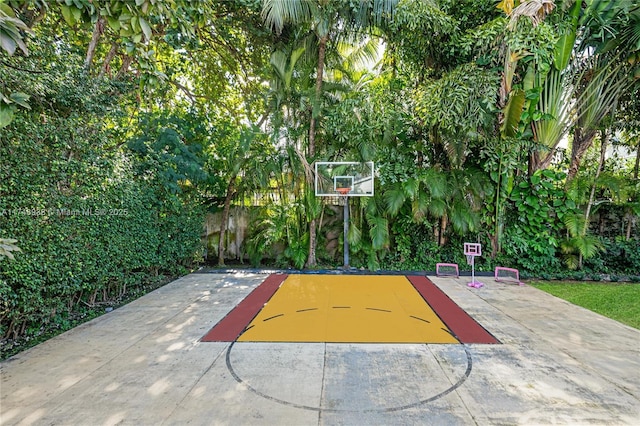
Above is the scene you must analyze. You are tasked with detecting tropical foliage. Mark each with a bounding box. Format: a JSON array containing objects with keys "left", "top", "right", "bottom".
[{"left": 1, "top": 0, "right": 639, "bottom": 354}]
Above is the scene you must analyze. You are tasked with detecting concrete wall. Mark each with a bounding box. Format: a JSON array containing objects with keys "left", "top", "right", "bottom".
[
  {"left": 202, "top": 207, "right": 249, "bottom": 261},
  {"left": 202, "top": 204, "right": 344, "bottom": 263}
]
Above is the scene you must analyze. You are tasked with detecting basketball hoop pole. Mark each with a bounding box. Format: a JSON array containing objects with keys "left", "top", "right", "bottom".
[{"left": 337, "top": 187, "right": 351, "bottom": 268}]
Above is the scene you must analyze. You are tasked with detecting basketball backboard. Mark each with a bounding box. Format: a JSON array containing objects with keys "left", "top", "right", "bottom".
[{"left": 315, "top": 161, "right": 374, "bottom": 197}]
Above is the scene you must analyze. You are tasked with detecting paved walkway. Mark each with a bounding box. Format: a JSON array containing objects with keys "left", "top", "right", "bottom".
[{"left": 1, "top": 272, "right": 639, "bottom": 425}]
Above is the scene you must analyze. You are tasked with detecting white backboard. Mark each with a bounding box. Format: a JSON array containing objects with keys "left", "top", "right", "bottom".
[{"left": 315, "top": 161, "right": 374, "bottom": 197}]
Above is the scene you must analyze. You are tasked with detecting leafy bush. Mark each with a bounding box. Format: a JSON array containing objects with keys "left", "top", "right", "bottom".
[
  {"left": 0, "top": 62, "right": 205, "bottom": 348},
  {"left": 595, "top": 238, "right": 640, "bottom": 275},
  {"left": 383, "top": 216, "right": 441, "bottom": 271}
]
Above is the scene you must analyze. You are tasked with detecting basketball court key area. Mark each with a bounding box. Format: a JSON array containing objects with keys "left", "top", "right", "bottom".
[{"left": 201, "top": 274, "right": 498, "bottom": 344}]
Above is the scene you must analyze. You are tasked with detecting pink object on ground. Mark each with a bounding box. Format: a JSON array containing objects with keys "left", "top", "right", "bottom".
[
  {"left": 436, "top": 263, "right": 459, "bottom": 278},
  {"left": 494, "top": 267, "right": 524, "bottom": 285}
]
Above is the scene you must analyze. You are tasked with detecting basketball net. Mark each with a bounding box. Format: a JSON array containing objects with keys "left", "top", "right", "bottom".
[{"left": 466, "top": 254, "right": 474, "bottom": 266}]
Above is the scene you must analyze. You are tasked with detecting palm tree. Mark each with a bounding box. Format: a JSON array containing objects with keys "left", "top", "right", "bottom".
[
  {"left": 213, "top": 126, "right": 276, "bottom": 266},
  {"left": 529, "top": 0, "right": 640, "bottom": 178},
  {"left": 261, "top": 0, "right": 397, "bottom": 267}
]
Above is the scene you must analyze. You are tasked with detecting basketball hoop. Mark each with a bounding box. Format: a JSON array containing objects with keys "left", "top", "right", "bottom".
[
  {"left": 464, "top": 242, "right": 483, "bottom": 288},
  {"left": 336, "top": 187, "right": 351, "bottom": 196}
]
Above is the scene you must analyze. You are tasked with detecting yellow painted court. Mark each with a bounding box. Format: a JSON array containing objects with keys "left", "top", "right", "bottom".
[{"left": 238, "top": 274, "right": 458, "bottom": 343}]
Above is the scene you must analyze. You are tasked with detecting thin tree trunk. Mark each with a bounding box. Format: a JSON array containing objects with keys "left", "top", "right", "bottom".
[
  {"left": 581, "top": 129, "right": 608, "bottom": 267},
  {"left": 626, "top": 214, "right": 634, "bottom": 240},
  {"left": 584, "top": 130, "right": 608, "bottom": 234},
  {"left": 218, "top": 178, "right": 236, "bottom": 266},
  {"left": 85, "top": 17, "right": 105, "bottom": 70},
  {"left": 98, "top": 42, "right": 119, "bottom": 79},
  {"left": 117, "top": 56, "right": 134, "bottom": 79},
  {"left": 308, "top": 34, "right": 328, "bottom": 159},
  {"left": 568, "top": 127, "right": 597, "bottom": 182},
  {"left": 306, "top": 34, "right": 328, "bottom": 269},
  {"left": 625, "top": 141, "right": 640, "bottom": 240},
  {"left": 634, "top": 141, "right": 640, "bottom": 180},
  {"left": 439, "top": 215, "right": 448, "bottom": 246}
]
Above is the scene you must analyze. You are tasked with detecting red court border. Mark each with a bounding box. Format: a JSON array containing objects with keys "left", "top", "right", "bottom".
[
  {"left": 201, "top": 274, "right": 287, "bottom": 341},
  {"left": 201, "top": 274, "right": 499, "bottom": 344},
  {"left": 406, "top": 275, "right": 499, "bottom": 344}
]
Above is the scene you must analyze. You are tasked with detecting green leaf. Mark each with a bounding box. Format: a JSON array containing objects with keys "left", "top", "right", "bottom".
[
  {"left": 501, "top": 89, "right": 525, "bottom": 137},
  {"left": 9, "top": 92, "right": 30, "bottom": 109},
  {"left": 369, "top": 216, "right": 389, "bottom": 250},
  {"left": 60, "top": 4, "right": 75, "bottom": 26},
  {"left": 553, "top": 0, "right": 580, "bottom": 71},
  {"left": 530, "top": 174, "right": 541, "bottom": 185},
  {"left": 0, "top": 33, "right": 17, "bottom": 55},
  {"left": 428, "top": 198, "right": 446, "bottom": 217},
  {"left": 139, "top": 17, "right": 151, "bottom": 41},
  {"left": 383, "top": 183, "right": 405, "bottom": 216},
  {"left": 107, "top": 16, "right": 120, "bottom": 31},
  {"left": 523, "top": 63, "right": 535, "bottom": 92},
  {"left": 0, "top": 103, "right": 14, "bottom": 129},
  {"left": 0, "top": 3, "right": 15, "bottom": 16},
  {"left": 71, "top": 6, "right": 82, "bottom": 22},
  {"left": 348, "top": 222, "right": 362, "bottom": 246}
]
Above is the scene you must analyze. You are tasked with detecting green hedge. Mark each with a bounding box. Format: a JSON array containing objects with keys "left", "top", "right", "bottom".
[
  {"left": 0, "top": 139, "right": 204, "bottom": 343},
  {"left": 0, "top": 65, "right": 205, "bottom": 346}
]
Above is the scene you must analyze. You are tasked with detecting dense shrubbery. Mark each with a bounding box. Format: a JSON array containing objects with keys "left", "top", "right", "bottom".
[{"left": 0, "top": 58, "right": 205, "bottom": 350}]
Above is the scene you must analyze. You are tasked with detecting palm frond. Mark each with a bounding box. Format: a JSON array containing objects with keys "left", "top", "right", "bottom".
[
  {"left": 501, "top": 89, "right": 525, "bottom": 137},
  {"left": 574, "top": 56, "right": 629, "bottom": 131},
  {"left": 573, "top": 235, "right": 604, "bottom": 259},
  {"left": 262, "top": 0, "right": 316, "bottom": 34},
  {"left": 383, "top": 182, "right": 406, "bottom": 216},
  {"left": 428, "top": 198, "right": 447, "bottom": 218},
  {"left": 368, "top": 216, "right": 389, "bottom": 250},
  {"left": 421, "top": 168, "right": 447, "bottom": 199},
  {"left": 563, "top": 212, "right": 585, "bottom": 238},
  {"left": 507, "top": 0, "right": 555, "bottom": 30},
  {"left": 348, "top": 221, "right": 362, "bottom": 246},
  {"left": 411, "top": 191, "right": 430, "bottom": 221},
  {"left": 532, "top": 68, "right": 575, "bottom": 155}
]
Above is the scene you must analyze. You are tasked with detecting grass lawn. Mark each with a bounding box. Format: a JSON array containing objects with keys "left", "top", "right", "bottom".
[{"left": 530, "top": 281, "right": 640, "bottom": 330}]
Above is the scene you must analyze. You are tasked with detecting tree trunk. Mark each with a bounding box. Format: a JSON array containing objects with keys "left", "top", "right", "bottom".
[
  {"left": 117, "top": 56, "right": 134, "bottom": 79},
  {"left": 626, "top": 215, "right": 634, "bottom": 240},
  {"left": 529, "top": 147, "right": 557, "bottom": 176},
  {"left": 581, "top": 129, "right": 608, "bottom": 268},
  {"left": 99, "top": 42, "right": 119, "bottom": 79},
  {"left": 584, "top": 130, "right": 608, "bottom": 233},
  {"left": 567, "top": 127, "right": 597, "bottom": 182},
  {"left": 85, "top": 17, "right": 105, "bottom": 70},
  {"left": 634, "top": 140, "right": 640, "bottom": 180},
  {"left": 536, "top": 147, "right": 561, "bottom": 173},
  {"left": 306, "top": 34, "right": 328, "bottom": 269},
  {"left": 308, "top": 34, "right": 328, "bottom": 159},
  {"left": 625, "top": 141, "right": 640, "bottom": 240},
  {"left": 218, "top": 178, "right": 236, "bottom": 266},
  {"left": 438, "top": 215, "right": 448, "bottom": 246}
]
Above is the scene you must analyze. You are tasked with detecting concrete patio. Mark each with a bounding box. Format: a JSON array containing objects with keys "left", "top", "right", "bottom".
[{"left": 1, "top": 272, "right": 639, "bottom": 425}]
